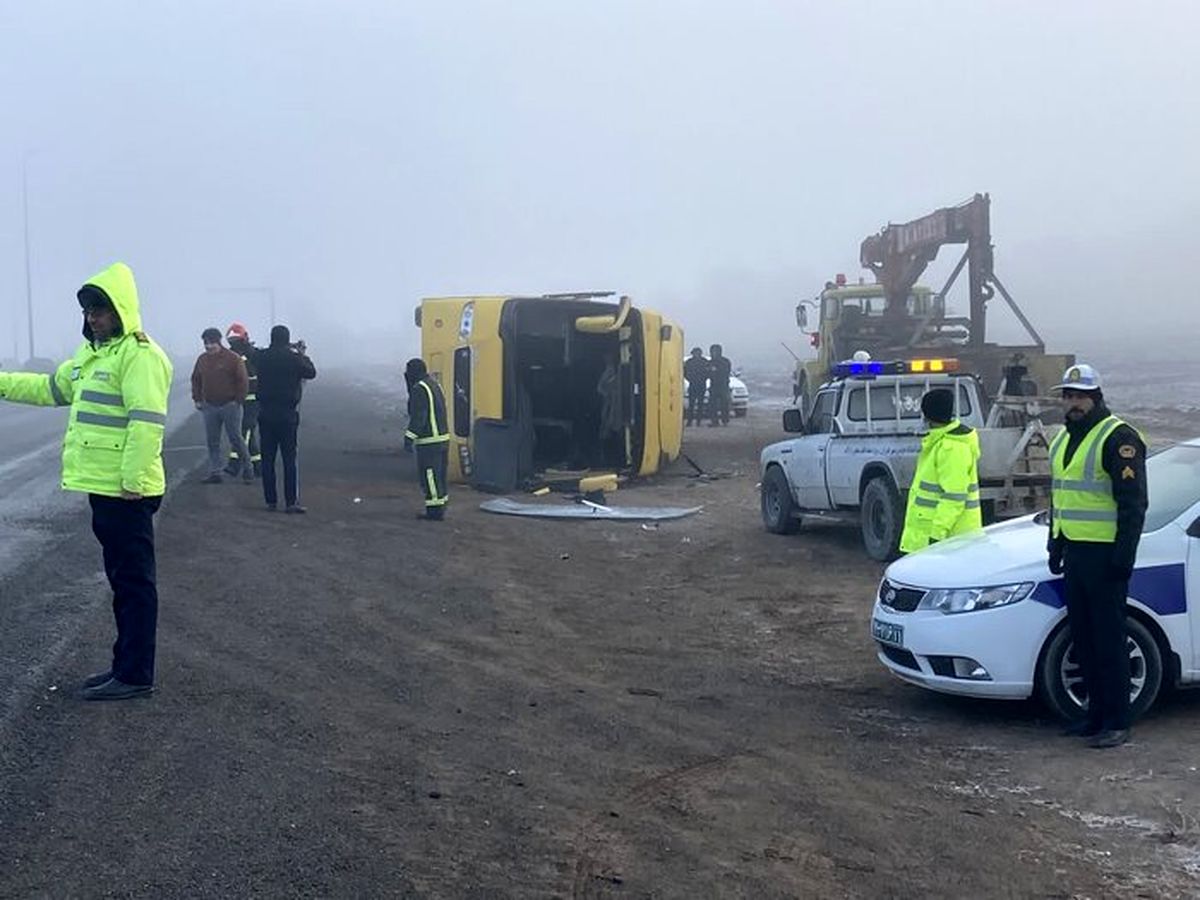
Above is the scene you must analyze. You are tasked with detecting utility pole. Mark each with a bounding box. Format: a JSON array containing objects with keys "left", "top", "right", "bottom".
[{"left": 22, "top": 154, "right": 35, "bottom": 360}]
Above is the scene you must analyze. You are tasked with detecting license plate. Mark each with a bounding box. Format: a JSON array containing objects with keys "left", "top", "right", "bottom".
[{"left": 872, "top": 618, "right": 904, "bottom": 648}]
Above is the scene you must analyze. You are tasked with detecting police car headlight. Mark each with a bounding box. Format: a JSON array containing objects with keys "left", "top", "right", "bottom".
[{"left": 919, "top": 582, "right": 1034, "bottom": 615}]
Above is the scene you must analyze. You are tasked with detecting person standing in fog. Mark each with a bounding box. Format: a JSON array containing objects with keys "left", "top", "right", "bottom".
[
  {"left": 191, "top": 327, "right": 252, "bottom": 484},
  {"left": 0, "top": 263, "right": 172, "bottom": 700},
  {"left": 253, "top": 325, "right": 316, "bottom": 513}
]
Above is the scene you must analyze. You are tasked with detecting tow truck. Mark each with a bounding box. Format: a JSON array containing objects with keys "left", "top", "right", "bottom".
[
  {"left": 760, "top": 356, "right": 1060, "bottom": 560},
  {"left": 793, "top": 194, "right": 1074, "bottom": 408}
]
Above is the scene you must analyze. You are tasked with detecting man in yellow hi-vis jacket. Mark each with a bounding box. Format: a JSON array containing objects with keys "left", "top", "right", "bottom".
[
  {"left": 900, "top": 388, "right": 982, "bottom": 553},
  {"left": 0, "top": 263, "right": 172, "bottom": 701},
  {"left": 404, "top": 358, "right": 449, "bottom": 521}
]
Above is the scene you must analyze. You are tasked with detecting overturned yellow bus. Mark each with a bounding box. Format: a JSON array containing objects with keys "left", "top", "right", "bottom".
[{"left": 415, "top": 292, "right": 683, "bottom": 489}]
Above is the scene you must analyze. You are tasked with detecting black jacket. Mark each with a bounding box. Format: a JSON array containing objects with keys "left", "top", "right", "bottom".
[
  {"left": 1048, "top": 401, "right": 1148, "bottom": 572},
  {"left": 406, "top": 375, "right": 448, "bottom": 442},
  {"left": 684, "top": 357, "right": 709, "bottom": 396},
  {"left": 253, "top": 343, "right": 316, "bottom": 417},
  {"left": 708, "top": 356, "right": 732, "bottom": 391},
  {"left": 228, "top": 337, "right": 259, "bottom": 399}
]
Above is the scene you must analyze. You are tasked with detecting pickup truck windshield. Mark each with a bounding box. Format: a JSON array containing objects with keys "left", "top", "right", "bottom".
[{"left": 845, "top": 383, "right": 973, "bottom": 422}]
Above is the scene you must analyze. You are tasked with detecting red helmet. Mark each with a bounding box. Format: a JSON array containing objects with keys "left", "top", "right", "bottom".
[{"left": 226, "top": 322, "right": 249, "bottom": 340}]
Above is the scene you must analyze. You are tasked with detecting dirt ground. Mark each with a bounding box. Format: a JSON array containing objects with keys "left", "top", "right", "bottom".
[{"left": 1, "top": 372, "right": 1198, "bottom": 899}]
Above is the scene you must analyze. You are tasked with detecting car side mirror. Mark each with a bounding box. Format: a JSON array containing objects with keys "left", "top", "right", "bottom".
[
  {"left": 783, "top": 408, "right": 805, "bottom": 433},
  {"left": 1187, "top": 516, "right": 1200, "bottom": 538}
]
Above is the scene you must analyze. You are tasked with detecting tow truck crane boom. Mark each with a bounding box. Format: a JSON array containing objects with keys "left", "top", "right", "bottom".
[{"left": 859, "top": 193, "right": 1043, "bottom": 350}]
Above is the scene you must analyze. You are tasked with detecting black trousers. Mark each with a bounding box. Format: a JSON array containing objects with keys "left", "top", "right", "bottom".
[
  {"left": 685, "top": 392, "right": 705, "bottom": 425},
  {"left": 89, "top": 494, "right": 161, "bottom": 686},
  {"left": 710, "top": 386, "right": 731, "bottom": 424},
  {"left": 416, "top": 442, "right": 449, "bottom": 516},
  {"left": 260, "top": 412, "right": 300, "bottom": 507},
  {"left": 1063, "top": 540, "right": 1131, "bottom": 730}
]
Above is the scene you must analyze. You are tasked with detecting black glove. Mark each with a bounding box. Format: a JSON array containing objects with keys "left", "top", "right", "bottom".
[
  {"left": 404, "top": 437, "right": 414, "bottom": 453},
  {"left": 1048, "top": 549, "right": 1064, "bottom": 575}
]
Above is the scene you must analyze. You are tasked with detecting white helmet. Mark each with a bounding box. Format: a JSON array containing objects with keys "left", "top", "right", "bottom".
[{"left": 1053, "top": 363, "right": 1102, "bottom": 392}]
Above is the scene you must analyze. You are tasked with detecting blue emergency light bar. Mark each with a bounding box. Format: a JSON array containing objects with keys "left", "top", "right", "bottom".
[
  {"left": 831, "top": 358, "right": 960, "bottom": 379},
  {"left": 832, "top": 360, "right": 904, "bottom": 378}
]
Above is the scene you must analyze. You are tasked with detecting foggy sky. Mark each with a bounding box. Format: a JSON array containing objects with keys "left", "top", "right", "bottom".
[{"left": 2, "top": 1, "right": 1198, "bottom": 371}]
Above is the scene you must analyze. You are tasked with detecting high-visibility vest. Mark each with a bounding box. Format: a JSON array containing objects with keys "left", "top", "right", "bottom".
[
  {"left": 0, "top": 263, "right": 172, "bottom": 498},
  {"left": 1050, "top": 415, "right": 1124, "bottom": 542},
  {"left": 900, "top": 420, "right": 982, "bottom": 552}
]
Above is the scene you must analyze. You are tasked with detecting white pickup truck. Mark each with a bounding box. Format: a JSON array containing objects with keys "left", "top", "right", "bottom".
[{"left": 759, "top": 361, "right": 1060, "bottom": 560}]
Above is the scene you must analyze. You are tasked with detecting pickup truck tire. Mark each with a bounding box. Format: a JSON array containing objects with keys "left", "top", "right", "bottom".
[
  {"left": 761, "top": 465, "right": 800, "bottom": 534},
  {"left": 1037, "top": 616, "right": 1163, "bottom": 722},
  {"left": 860, "top": 476, "right": 902, "bottom": 562}
]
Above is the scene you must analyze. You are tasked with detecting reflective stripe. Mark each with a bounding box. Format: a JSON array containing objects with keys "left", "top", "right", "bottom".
[
  {"left": 76, "top": 411, "right": 128, "bottom": 428},
  {"left": 80, "top": 389, "right": 124, "bottom": 407},
  {"left": 913, "top": 496, "right": 938, "bottom": 508},
  {"left": 47, "top": 374, "right": 68, "bottom": 406},
  {"left": 245, "top": 393, "right": 257, "bottom": 401},
  {"left": 1082, "top": 417, "right": 1122, "bottom": 481},
  {"left": 419, "top": 380, "right": 446, "bottom": 440},
  {"left": 1053, "top": 477, "right": 1108, "bottom": 492},
  {"left": 1056, "top": 508, "right": 1118, "bottom": 522},
  {"left": 415, "top": 434, "right": 450, "bottom": 445},
  {"left": 128, "top": 409, "right": 166, "bottom": 425},
  {"left": 919, "top": 480, "right": 978, "bottom": 499},
  {"left": 424, "top": 467, "right": 446, "bottom": 505},
  {"left": 965, "top": 499, "right": 981, "bottom": 509},
  {"left": 404, "top": 430, "right": 418, "bottom": 441}
]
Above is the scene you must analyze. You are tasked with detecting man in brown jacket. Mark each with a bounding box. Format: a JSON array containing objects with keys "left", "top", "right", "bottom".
[{"left": 191, "top": 327, "right": 252, "bottom": 484}]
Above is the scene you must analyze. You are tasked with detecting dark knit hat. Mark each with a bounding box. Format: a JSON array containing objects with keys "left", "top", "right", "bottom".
[
  {"left": 270, "top": 324, "right": 291, "bottom": 346},
  {"left": 920, "top": 388, "right": 955, "bottom": 423}
]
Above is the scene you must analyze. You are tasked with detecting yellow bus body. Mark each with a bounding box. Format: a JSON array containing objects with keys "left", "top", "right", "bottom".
[{"left": 416, "top": 293, "right": 683, "bottom": 487}]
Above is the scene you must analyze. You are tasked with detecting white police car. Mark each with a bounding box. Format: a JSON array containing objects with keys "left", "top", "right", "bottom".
[{"left": 871, "top": 438, "right": 1200, "bottom": 719}]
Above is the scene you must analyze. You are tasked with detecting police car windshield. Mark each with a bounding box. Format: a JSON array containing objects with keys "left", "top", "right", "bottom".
[{"left": 1144, "top": 444, "right": 1200, "bottom": 532}]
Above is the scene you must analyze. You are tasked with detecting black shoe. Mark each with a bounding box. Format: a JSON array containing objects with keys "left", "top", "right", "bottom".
[
  {"left": 1062, "top": 719, "right": 1103, "bottom": 738},
  {"left": 223, "top": 465, "right": 239, "bottom": 476},
  {"left": 1088, "top": 729, "right": 1130, "bottom": 749},
  {"left": 82, "top": 677, "right": 154, "bottom": 701},
  {"left": 242, "top": 473, "right": 254, "bottom": 484},
  {"left": 82, "top": 670, "right": 112, "bottom": 690},
  {"left": 416, "top": 510, "right": 445, "bottom": 521},
  {"left": 285, "top": 505, "right": 307, "bottom": 515},
  {"left": 265, "top": 502, "right": 278, "bottom": 512},
  {"left": 202, "top": 473, "right": 223, "bottom": 484}
]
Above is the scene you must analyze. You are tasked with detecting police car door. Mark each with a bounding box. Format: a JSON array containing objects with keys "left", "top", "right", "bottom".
[{"left": 789, "top": 387, "right": 838, "bottom": 509}]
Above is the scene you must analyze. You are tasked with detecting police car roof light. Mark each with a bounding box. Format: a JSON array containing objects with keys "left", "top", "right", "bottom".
[
  {"left": 909, "top": 358, "right": 959, "bottom": 373},
  {"left": 832, "top": 359, "right": 905, "bottom": 378}
]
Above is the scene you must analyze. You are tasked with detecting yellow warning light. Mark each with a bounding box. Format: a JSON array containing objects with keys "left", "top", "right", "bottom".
[{"left": 909, "top": 358, "right": 959, "bottom": 373}]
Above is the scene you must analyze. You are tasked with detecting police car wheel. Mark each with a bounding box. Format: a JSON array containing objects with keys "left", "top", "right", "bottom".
[
  {"left": 761, "top": 465, "right": 800, "bottom": 534},
  {"left": 1037, "top": 616, "right": 1163, "bottom": 722},
  {"left": 860, "top": 476, "right": 902, "bottom": 562}
]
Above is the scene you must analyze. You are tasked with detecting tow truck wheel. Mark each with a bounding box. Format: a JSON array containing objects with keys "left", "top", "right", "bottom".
[
  {"left": 761, "top": 465, "right": 800, "bottom": 534},
  {"left": 860, "top": 476, "right": 902, "bottom": 561},
  {"left": 1037, "top": 616, "right": 1163, "bottom": 722}
]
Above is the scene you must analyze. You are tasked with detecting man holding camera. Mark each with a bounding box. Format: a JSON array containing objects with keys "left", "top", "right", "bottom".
[{"left": 252, "top": 325, "right": 316, "bottom": 513}]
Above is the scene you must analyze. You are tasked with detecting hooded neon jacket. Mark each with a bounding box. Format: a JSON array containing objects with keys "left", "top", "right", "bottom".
[
  {"left": 900, "top": 420, "right": 983, "bottom": 552},
  {"left": 0, "top": 263, "right": 173, "bottom": 497}
]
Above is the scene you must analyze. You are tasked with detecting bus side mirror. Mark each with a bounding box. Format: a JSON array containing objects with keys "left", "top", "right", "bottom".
[
  {"left": 783, "top": 408, "right": 805, "bottom": 433},
  {"left": 796, "top": 306, "right": 808, "bottom": 329}
]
